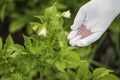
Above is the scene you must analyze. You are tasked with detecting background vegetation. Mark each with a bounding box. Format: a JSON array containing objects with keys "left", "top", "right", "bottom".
[{"left": 0, "top": 0, "right": 120, "bottom": 80}]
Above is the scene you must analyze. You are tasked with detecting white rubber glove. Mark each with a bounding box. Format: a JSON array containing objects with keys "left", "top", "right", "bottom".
[{"left": 67, "top": 0, "right": 120, "bottom": 47}]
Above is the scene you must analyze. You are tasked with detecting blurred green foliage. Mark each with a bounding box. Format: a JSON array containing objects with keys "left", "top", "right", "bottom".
[
  {"left": 0, "top": 0, "right": 120, "bottom": 80},
  {"left": 0, "top": 5, "right": 120, "bottom": 80},
  {"left": 0, "top": 0, "right": 89, "bottom": 33}
]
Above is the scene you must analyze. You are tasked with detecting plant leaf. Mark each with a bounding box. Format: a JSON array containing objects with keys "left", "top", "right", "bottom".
[
  {"left": 4, "top": 35, "right": 14, "bottom": 50},
  {"left": 0, "top": 4, "right": 6, "bottom": 21},
  {"left": 93, "top": 68, "right": 113, "bottom": 80},
  {"left": 0, "top": 37, "right": 2, "bottom": 50},
  {"left": 55, "top": 60, "right": 66, "bottom": 72},
  {"left": 44, "top": 4, "right": 57, "bottom": 17},
  {"left": 60, "top": 47, "right": 81, "bottom": 68},
  {"left": 9, "top": 18, "right": 26, "bottom": 33},
  {"left": 76, "top": 61, "right": 91, "bottom": 80},
  {"left": 99, "top": 74, "right": 120, "bottom": 80},
  {"left": 23, "top": 35, "right": 32, "bottom": 48}
]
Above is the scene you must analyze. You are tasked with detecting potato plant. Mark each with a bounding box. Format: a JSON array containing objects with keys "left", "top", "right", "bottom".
[{"left": 0, "top": 5, "right": 120, "bottom": 80}]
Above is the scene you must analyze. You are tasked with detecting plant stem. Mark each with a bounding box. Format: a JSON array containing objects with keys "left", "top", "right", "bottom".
[
  {"left": 40, "top": 68, "right": 43, "bottom": 80},
  {"left": 91, "top": 60, "right": 110, "bottom": 68}
]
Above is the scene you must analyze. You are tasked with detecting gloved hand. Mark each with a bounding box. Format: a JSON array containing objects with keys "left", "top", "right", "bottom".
[{"left": 67, "top": 0, "right": 120, "bottom": 47}]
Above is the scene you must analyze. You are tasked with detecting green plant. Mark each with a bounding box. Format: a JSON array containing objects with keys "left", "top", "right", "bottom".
[
  {"left": 0, "top": 0, "right": 89, "bottom": 34},
  {"left": 0, "top": 5, "right": 120, "bottom": 80}
]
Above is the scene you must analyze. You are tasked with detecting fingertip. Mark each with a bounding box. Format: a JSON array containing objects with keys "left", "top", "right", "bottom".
[
  {"left": 67, "top": 30, "right": 77, "bottom": 40},
  {"left": 69, "top": 35, "right": 82, "bottom": 46},
  {"left": 69, "top": 40, "right": 76, "bottom": 46},
  {"left": 75, "top": 40, "right": 84, "bottom": 47},
  {"left": 71, "top": 24, "right": 82, "bottom": 30},
  {"left": 76, "top": 40, "right": 89, "bottom": 47},
  {"left": 71, "top": 25, "right": 77, "bottom": 30}
]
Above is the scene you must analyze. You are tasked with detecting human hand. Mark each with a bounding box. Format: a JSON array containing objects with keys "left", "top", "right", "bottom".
[{"left": 68, "top": 0, "right": 120, "bottom": 47}]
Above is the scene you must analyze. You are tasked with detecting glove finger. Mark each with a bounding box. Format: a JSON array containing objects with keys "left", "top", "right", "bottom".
[
  {"left": 73, "top": 40, "right": 84, "bottom": 47},
  {"left": 67, "top": 30, "right": 78, "bottom": 40},
  {"left": 69, "top": 35, "right": 82, "bottom": 46},
  {"left": 75, "top": 32, "right": 102, "bottom": 46},
  {"left": 71, "top": 7, "right": 86, "bottom": 30}
]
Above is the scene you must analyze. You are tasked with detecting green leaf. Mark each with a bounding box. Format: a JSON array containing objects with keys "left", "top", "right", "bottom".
[
  {"left": 7, "top": 44, "right": 25, "bottom": 58},
  {"left": 82, "top": 74, "right": 92, "bottom": 80},
  {"left": 9, "top": 18, "right": 26, "bottom": 33},
  {"left": 66, "top": 70, "right": 76, "bottom": 80},
  {"left": 46, "top": 58, "right": 55, "bottom": 64},
  {"left": 14, "top": 54, "right": 36, "bottom": 70},
  {"left": 75, "top": 47, "right": 91, "bottom": 58},
  {"left": 1, "top": 73, "right": 23, "bottom": 80},
  {"left": 99, "top": 74, "right": 120, "bottom": 80},
  {"left": 4, "top": 35, "right": 14, "bottom": 50},
  {"left": 0, "top": 4, "right": 6, "bottom": 21},
  {"left": 0, "top": 37, "right": 2, "bottom": 50},
  {"left": 26, "top": 26, "right": 33, "bottom": 35},
  {"left": 10, "top": 73, "right": 23, "bottom": 80},
  {"left": 1, "top": 74, "right": 11, "bottom": 80},
  {"left": 35, "top": 15, "right": 48, "bottom": 23},
  {"left": 55, "top": 60, "right": 66, "bottom": 72},
  {"left": 7, "top": 44, "right": 23, "bottom": 52},
  {"left": 44, "top": 4, "right": 57, "bottom": 17},
  {"left": 28, "top": 46, "right": 42, "bottom": 55},
  {"left": 23, "top": 35, "right": 32, "bottom": 48},
  {"left": 60, "top": 47, "right": 80, "bottom": 68},
  {"left": 109, "top": 19, "right": 120, "bottom": 34},
  {"left": 14, "top": 55, "right": 35, "bottom": 75},
  {"left": 93, "top": 68, "right": 113, "bottom": 80},
  {"left": 30, "top": 22, "right": 41, "bottom": 31},
  {"left": 76, "top": 61, "right": 91, "bottom": 80}
]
